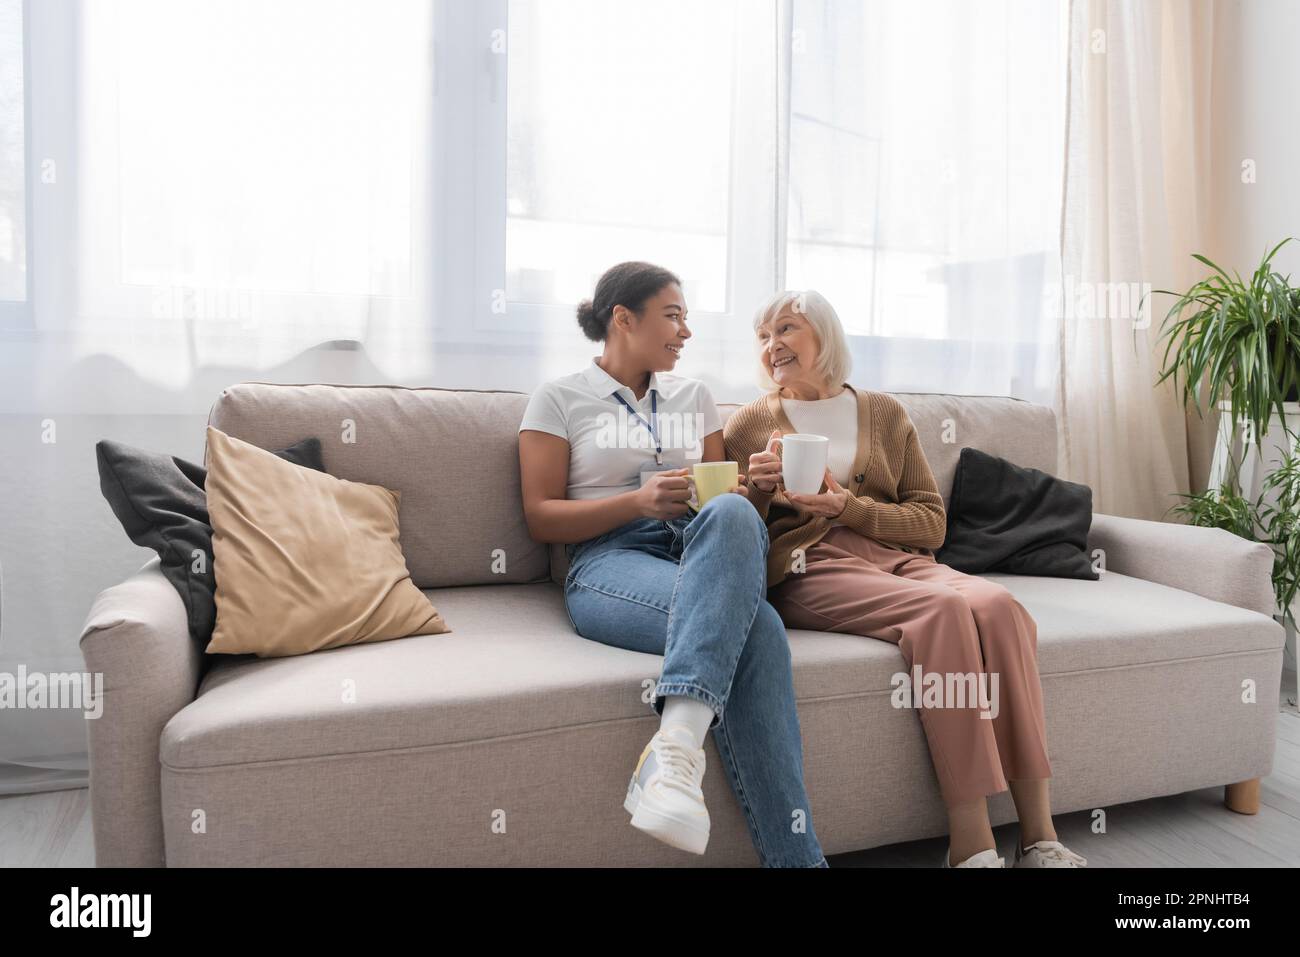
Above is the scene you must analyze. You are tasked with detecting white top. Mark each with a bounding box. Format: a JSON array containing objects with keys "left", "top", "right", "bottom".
[
  {"left": 519, "top": 357, "right": 722, "bottom": 501},
  {"left": 780, "top": 388, "right": 858, "bottom": 487}
]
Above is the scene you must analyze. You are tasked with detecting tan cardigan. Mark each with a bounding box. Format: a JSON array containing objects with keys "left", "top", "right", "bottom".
[{"left": 723, "top": 384, "right": 947, "bottom": 588}]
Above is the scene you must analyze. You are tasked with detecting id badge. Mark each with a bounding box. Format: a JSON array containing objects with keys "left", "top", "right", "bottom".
[{"left": 638, "top": 461, "right": 676, "bottom": 488}]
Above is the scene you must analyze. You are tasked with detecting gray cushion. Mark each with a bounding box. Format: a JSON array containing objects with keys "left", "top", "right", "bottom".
[{"left": 937, "top": 446, "right": 1097, "bottom": 578}]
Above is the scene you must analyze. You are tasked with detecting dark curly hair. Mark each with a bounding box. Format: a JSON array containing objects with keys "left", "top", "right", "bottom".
[{"left": 576, "top": 262, "right": 682, "bottom": 342}]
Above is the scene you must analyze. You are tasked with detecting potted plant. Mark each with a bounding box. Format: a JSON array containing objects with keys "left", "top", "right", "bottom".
[
  {"left": 1153, "top": 240, "right": 1300, "bottom": 654},
  {"left": 1153, "top": 237, "right": 1300, "bottom": 455}
]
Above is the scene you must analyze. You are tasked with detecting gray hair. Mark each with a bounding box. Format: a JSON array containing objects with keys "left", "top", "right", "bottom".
[{"left": 751, "top": 289, "right": 852, "bottom": 392}]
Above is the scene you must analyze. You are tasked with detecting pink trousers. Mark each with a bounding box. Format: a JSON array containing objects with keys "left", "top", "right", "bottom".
[{"left": 768, "top": 526, "right": 1052, "bottom": 806}]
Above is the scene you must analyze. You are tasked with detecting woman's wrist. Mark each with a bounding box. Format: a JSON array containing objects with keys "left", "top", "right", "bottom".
[
  {"left": 837, "top": 493, "right": 874, "bottom": 533},
  {"left": 624, "top": 485, "right": 650, "bottom": 520}
]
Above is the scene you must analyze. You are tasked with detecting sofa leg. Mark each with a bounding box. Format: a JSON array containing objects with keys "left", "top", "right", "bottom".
[{"left": 1224, "top": 779, "right": 1261, "bottom": 815}]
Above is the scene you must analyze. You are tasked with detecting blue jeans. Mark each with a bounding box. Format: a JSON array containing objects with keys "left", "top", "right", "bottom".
[{"left": 563, "top": 493, "right": 829, "bottom": 868}]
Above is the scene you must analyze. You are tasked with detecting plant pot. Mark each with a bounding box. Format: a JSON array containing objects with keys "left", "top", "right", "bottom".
[{"left": 1210, "top": 400, "right": 1300, "bottom": 501}]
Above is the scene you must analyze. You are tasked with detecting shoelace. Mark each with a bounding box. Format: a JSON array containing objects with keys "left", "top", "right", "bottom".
[
  {"left": 651, "top": 736, "right": 704, "bottom": 797},
  {"left": 1025, "top": 841, "right": 1087, "bottom": 866}
]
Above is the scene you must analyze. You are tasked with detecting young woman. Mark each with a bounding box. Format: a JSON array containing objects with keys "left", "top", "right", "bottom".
[
  {"left": 517, "top": 262, "right": 828, "bottom": 867},
  {"left": 723, "top": 289, "right": 1087, "bottom": 869}
]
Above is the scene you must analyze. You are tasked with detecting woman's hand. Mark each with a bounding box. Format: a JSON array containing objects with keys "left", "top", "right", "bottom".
[
  {"left": 784, "top": 469, "right": 850, "bottom": 519},
  {"left": 748, "top": 430, "right": 783, "bottom": 493},
  {"left": 635, "top": 468, "right": 694, "bottom": 520}
]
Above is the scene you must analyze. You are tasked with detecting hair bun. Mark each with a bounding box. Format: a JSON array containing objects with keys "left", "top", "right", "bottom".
[{"left": 576, "top": 299, "right": 604, "bottom": 341}]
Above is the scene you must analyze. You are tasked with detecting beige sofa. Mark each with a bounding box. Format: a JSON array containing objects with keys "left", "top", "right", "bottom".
[{"left": 79, "top": 382, "right": 1285, "bottom": 866}]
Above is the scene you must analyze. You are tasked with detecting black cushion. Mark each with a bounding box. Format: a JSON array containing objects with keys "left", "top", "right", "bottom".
[
  {"left": 935, "top": 446, "right": 1097, "bottom": 580},
  {"left": 95, "top": 436, "right": 326, "bottom": 652}
]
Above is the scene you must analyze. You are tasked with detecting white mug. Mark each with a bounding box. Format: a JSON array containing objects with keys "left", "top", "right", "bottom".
[{"left": 770, "top": 433, "right": 829, "bottom": 495}]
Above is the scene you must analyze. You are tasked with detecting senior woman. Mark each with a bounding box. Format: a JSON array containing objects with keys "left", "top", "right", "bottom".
[{"left": 723, "top": 289, "right": 1086, "bottom": 869}]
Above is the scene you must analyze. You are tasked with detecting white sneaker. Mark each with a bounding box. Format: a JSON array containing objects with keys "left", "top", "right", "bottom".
[
  {"left": 1013, "top": 839, "right": 1087, "bottom": 867},
  {"left": 623, "top": 724, "right": 710, "bottom": 855},
  {"left": 941, "top": 846, "right": 1005, "bottom": 868}
]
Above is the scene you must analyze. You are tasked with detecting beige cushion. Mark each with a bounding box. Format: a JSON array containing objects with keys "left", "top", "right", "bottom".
[{"left": 205, "top": 426, "right": 449, "bottom": 657}]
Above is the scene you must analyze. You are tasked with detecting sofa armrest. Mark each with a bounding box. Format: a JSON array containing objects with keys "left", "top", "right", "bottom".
[
  {"left": 1087, "top": 512, "right": 1278, "bottom": 618},
  {"left": 79, "top": 557, "right": 204, "bottom": 867}
]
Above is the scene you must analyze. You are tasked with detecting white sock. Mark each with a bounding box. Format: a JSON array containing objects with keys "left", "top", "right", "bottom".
[{"left": 660, "top": 696, "right": 714, "bottom": 750}]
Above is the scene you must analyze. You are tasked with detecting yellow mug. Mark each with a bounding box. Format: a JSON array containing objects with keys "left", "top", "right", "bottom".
[{"left": 692, "top": 461, "right": 740, "bottom": 509}]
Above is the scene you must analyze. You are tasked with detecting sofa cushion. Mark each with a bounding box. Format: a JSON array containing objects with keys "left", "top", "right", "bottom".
[
  {"left": 159, "top": 569, "right": 1280, "bottom": 770},
  {"left": 937, "top": 446, "right": 1098, "bottom": 579},
  {"left": 204, "top": 426, "right": 449, "bottom": 657},
  {"left": 207, "top": 383, "right": 550, "bottom": 588},
  {"left": 718, "top": 392, "right": 1057, "bottom": 506},
  {"left": 891, "top": 393, "right": 1057, "bottom": 504},
  {"left": 94, "top": 434, "right": 326, "bottom": 651}
]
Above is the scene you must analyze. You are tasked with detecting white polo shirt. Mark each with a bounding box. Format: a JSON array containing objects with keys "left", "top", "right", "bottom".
[{"left": 519, "top": 358, "right": 722, "bottom": 501}]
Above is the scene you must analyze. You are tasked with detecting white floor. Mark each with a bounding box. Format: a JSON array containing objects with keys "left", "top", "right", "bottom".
[{"left": 5, "top": 707, "right": 1300, "bottom": 868}]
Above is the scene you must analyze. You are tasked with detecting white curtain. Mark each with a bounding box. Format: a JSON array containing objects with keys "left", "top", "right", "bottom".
[
  {"left": 497, "top": 0, "right": 1067, "bottom": 404},
  {"left": 500, "top": 0, "right": 790, "bottom": 396},
  {"left": 1, "top": 0, "right": 1068, "bottom": 791},
  {"left": 2, "top": 0, "right": 447, "bottom": 793},
  {"left": 9, "top": 0, "right": 1068, "bottom": 394},
  {"left": 55, "top": 0, "right": 439, "bottom": 382},
  {"left": 785, "top": 0, "right": 1067, "bottom": 406},
  {"left": 1057, "top": 0, "right": 1215, "bottom": 518}
]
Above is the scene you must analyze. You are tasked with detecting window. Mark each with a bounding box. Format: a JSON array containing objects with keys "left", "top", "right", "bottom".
[
  {"left": 0, "top": 0, "right": 25, "bottom": 307},
  {"left": 506, "top": 0, "right": 737, "bottom": 313},
  {"left": 13, "top": 0, "right": 1065, "bottom": 396},
  {"left": 785, "top": 0, "right": 1066, "bottom": 399},
  {"left": 75, "top": 0, "right": 434, "bottom": 362}
]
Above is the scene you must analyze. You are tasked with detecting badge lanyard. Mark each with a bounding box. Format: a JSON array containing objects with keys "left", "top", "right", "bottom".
[{"left": 613, "top": 391, "right": 662, "bottom": 466}]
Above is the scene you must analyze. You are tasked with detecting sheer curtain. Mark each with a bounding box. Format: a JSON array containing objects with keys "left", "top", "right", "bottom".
[
  {"left": 1, "top": 0, "right": 1069, "bottom": 792},
  {"left": 500, "top": 0, "right": 1069, "bottom": 404},
  {"left": 1, "top": 0, "right": 444, "bottom": 794},
  {"left": 1057, "top": 0, "right": 1215, "bottom": 518},
  {"left": 65, "top": 0, "right": 439, "bottom": 381},
  {"left": 499, "top": 0, "right": 789, "bottom": 398},
  {"left": 0, "top": 0, "right": 21, "bottom": 308},
  {"left": 10, "top": 0, "right": 1068, "bottom": 393},
  {"left": 785, "top": 0, "right": 1067, "bottom": 407}
]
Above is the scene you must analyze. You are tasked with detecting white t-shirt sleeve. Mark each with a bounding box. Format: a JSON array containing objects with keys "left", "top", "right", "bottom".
[
  {"left": 518, "top": 383, "right": 568, "bottom": 440},
  {"left": 697, "top": 383, "right": 723, "bottom": 437}
]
